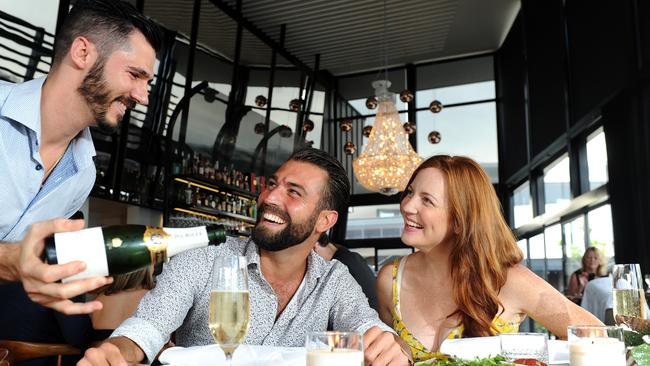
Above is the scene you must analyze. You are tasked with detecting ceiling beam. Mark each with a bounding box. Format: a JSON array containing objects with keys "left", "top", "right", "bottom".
[{"left": 207, "top": 0, "right": 331, "bottom": 89}]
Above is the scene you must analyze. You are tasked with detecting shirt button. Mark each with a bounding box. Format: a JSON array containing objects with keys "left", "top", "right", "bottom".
[{"left": 35, "top": 164, "right": 42, "bottom": 171}]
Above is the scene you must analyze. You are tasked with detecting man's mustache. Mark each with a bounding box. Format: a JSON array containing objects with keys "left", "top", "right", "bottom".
[{"left": 115, "top": 96, "right": 136, "bottom": 109}]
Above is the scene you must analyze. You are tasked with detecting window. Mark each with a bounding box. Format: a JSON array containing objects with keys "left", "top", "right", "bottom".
[
  {"left": 415, "top": 81, "right": 495, "bottom": 108},
  {"left": 588, "top": 204, "right": 614, "bottom": 262},
  {"left": 586, "top": 128, "right": 608, "bottom": 190},
  {"left": 563, "top": 216, "right": 585, "bottom": 285},
  {"left": 513, "top": 181, "right": 533, "bottom": 228},
  {"left": 517, "top": 239, "right": 528, "bottom": 264},
  {"left": 415, "top": 102, "right": 498, "bottom": 182},
  {"left": 346, "top": 204, "right": 403, "bottom": 240},
  {"left": 544, "top": 224, "right": 564, "bottom": 292},
  {"left": 529, "top": 233, "right": 546, "bottom": 279},
  {"left": 543, "top": 154, "right": 571, "bottom": 215},
  {"left": 0, "top": 1, "right": 58, "bottom": 82}
]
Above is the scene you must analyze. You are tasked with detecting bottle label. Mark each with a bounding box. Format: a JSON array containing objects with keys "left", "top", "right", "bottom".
[
  {"left": 144, "top": 226, "right": 170, "bottom": 264},
  {"left": 55, "top": 227, "right": 109, "bottom": 283},
  {"left": 164, "top": 226, "right": 210, "bottom": 257}
]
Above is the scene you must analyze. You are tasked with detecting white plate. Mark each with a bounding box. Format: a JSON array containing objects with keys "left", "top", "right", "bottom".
[{"left": 439, "top": 337, "right": 569, "bottom": 365}]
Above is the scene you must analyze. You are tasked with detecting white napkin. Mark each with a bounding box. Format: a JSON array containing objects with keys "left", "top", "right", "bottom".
[
  {"left": 158, "top": 344, "right": 306, "bottom": 366},
  {"left": 547, "top": 339, "right": 569, "bottom": 365},
  {"left": 440, "top": 336, "right": 501, "bottom": 360},
  {"left": 439, "top": 336, "right": 569, "bottom": 365}
]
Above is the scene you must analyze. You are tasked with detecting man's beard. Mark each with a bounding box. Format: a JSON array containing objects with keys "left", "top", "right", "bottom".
[
  {"left": 252, "top": 203, "right": 319, "bottom": 252},
  {"left": 77, "top": 58, "right": 135, "bottom": 133}
]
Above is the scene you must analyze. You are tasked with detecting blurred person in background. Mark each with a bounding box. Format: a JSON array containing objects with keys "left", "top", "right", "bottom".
[
  {"left": 313, "top": 233, "right": 378, "bottom": 310},
  {"left": 567, "top": 246, "right": 606, "bottom": 302}
]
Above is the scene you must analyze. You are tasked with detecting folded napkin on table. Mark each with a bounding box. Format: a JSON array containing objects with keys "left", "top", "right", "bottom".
[{"left": 158, "top": 344, "right": 306, "bottom": 366}]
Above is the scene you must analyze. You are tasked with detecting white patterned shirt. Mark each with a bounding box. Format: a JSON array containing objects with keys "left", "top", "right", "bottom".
[{"left": 112, "top": 237, "right": 392, "bottom": 362}]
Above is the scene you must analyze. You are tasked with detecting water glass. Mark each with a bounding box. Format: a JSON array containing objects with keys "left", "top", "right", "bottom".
[
  {"left": 568, "top": 325, "right": 625, "bottom": 366},
  {"left": 612, "top": 263, "right": 647, "bottom": 323},
  {"left": 306, "top": 331, "right": 363, "bottom": 366},
  {"left": 499, "top": 332, "right": 549, "bottom": 363}
]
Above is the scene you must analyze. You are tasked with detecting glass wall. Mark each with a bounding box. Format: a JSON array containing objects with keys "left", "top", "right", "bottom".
[
  {"left": 0, "top": 0, "right": 58, "bottom": 82},
  {"left": 586, "top": 128, "right": 608, "bottom": 190},
  {"left": 346, "top": 204, "right": 403, "bottom": 240},
  {"left": 513, "top": 180, "right": 533, "bottom": 228},
  {"left": 543, "top": 154, "right": 571, "bottom": 215}
]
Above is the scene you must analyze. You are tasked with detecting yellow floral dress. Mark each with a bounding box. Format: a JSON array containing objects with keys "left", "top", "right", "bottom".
[{"left": 391, "top": 258, "right": 521, "bottom": 363}]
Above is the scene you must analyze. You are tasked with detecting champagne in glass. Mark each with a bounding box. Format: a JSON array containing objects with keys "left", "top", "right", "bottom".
[
  {"left": 208, "top": 255, "right": 250, "bottom": 365},
  {"left": 612, "top": 263, "right": 648, "bottom": 325}
]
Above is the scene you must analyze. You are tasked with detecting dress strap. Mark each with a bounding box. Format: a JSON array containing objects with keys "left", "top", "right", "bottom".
[{"left": 392, "top": 256, "right": 409, "bottom": 317}]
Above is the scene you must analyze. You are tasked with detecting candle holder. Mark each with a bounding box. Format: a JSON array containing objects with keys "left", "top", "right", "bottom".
[
  {"left": 306, "top": 331, "right": 363, "bottom": 366},
  {"left": 568, "top": 325, "right": 626, "bottom": 366}
]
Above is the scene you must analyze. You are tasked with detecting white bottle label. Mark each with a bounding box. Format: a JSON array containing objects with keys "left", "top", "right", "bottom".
[
  {"left": 164, "top": 226, "right": 210, "bottom": 257},
  {"left": 54, "top": 227, "right": 109, "bottom": 282}
]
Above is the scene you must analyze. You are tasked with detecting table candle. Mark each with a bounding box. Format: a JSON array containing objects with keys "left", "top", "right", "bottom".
[
  {"left": 569, "top": 337, "right": 626, "bottom": 366},
  {"left": 306, "top": 348, "right": 363, "bottom": 366}
]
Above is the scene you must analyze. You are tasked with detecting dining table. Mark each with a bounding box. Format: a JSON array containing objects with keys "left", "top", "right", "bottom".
[{"left": 156, "top": 336, "right": 569, "bottom": 366}]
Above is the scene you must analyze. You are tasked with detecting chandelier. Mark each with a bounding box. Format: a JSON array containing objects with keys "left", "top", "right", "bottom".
[{"left": 353, "top": 80, "right": 422, "bottom": 195}]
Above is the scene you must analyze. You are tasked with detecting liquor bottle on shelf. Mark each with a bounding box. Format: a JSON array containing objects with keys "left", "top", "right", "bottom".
[
  {"left": 184, "top": 183, "right": 193, "bottom": 205},
  {"left": 214, "top": 161, "right": 222, "bottom": 182},
  {"left": 43, "top": 224, "right": 228, "bottom": 282}
]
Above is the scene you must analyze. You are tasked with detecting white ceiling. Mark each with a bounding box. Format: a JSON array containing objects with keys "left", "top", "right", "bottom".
[{"left": 140, "top": 0, "right": 520, "bottom": 75}]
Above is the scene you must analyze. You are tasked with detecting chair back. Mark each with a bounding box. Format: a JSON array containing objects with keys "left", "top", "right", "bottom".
[{"left": 0, "top": 340, "right": 80, "bottom": 366}]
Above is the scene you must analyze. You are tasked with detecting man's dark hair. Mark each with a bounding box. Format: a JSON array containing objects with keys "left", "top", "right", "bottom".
[
  {"left": 53, "top": 0, "right": 162, "bottom": 66},
  {"left": 317, "top": 233, "right": 329, "bottom": 247},
  {"left": 288, "top": 148, "right": 351, "bottom": 215}
]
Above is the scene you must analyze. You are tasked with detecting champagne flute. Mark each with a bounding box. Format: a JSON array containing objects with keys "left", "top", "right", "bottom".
[
  {"left": 208, "top": 255, "right": 250, "bottom": 365},
  {"left": 612, "top": 263, "right": 647, "bottom": 327}
]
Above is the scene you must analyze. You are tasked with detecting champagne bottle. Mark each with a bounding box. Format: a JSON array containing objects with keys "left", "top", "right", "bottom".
[{"left": 43, "top": 224, "right": 227, "bottom": 282}]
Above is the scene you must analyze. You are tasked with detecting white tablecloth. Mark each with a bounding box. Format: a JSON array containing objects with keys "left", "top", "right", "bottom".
[
  {"left": 159, "top": 338, "right": 569, "bottom": 366},
  {"left": 159, "top": 345, "right": 306, "bottom": 366}
]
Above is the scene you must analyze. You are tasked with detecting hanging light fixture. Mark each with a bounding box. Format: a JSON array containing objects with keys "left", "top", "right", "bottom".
[
  {"left": 353, "top": 81, "right": 422, "bottom": 195},
  {"left": 352, "top": 0, "right": 421, "bottom": 195}
]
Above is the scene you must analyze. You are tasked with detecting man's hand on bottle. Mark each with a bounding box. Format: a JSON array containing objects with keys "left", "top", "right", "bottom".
[{"left": 17, "top": 218, "right": 112, "bottom": 314}]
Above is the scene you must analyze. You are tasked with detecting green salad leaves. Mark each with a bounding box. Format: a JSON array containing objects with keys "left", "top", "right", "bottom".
[{"left": 415, "top": 355, "right": 515, "bottom": 366}]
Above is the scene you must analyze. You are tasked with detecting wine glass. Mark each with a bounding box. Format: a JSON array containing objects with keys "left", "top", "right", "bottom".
[
  {"left": 612, "top": 263, "right": 647, "bottom": 327},
  {"left": 208, "top": 255, "right": 250, "bottom": 365}
]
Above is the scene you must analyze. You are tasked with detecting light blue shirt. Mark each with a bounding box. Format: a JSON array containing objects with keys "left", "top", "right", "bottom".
[{"left": 0, "top": 77, "right": 96, "bottom": 241}]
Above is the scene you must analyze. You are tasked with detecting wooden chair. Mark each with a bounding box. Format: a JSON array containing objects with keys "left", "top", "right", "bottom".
[{"left": 0, "top": 341, "right": 81, "bottom": 366}]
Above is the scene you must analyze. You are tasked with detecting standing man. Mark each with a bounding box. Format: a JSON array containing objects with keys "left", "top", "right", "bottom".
[
  {"left": 0, "top": 0, "right": 161, "bottom": 364},
  {"left": 79, "top": 149, "right": 411, "bottom": 366}
]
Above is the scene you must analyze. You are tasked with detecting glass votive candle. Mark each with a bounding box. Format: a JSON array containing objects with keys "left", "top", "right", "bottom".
[
  {"left": 305, "top": 331, "right": 363, "bottom": 366},
  {"left": 568, "top": 325, "right": 626, "bottom": 366},
  {"left": 499, "top": 332, "right": 549, "bottom": 363}
]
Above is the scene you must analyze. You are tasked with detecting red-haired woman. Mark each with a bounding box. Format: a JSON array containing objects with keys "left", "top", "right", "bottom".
[{"left": 376, "top": 155, "right": 601, "bottom": 363}]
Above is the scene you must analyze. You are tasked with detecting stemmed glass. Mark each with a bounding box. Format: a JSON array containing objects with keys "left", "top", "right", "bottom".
[
  {"left": 208, "top": 255, "right": 250, "bottom": 365},
  {"left": 612, "top": 263, "right": 647, "bottom": 326}
]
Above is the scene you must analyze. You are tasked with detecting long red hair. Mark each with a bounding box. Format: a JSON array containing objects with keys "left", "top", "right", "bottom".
[{"left": 401, "top": 155, "right": 523, "bottom": 337}]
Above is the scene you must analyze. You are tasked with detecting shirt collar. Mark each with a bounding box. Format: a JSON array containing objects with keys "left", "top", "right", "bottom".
[
  {"left": 243, "top": 238, "right": 330, "bottom": 280},
  {"left": 3, "top": 77, "right": 96, "bottom": 168},
  {"left": 3, "top": 76, "right": 46, "bottom": 138}
]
